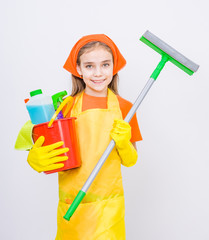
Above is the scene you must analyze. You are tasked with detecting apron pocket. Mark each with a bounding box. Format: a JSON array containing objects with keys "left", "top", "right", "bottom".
[{"left": 56, "top": 196, "right": 125, "bottom": 240}]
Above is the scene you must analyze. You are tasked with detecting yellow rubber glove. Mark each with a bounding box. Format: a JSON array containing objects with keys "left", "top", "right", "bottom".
[
  {"left": 27, "top": 136, "right": 69, "bottom": 173},
  {"left": 110, "top": 119, "right": 138, "bottom": 167}
]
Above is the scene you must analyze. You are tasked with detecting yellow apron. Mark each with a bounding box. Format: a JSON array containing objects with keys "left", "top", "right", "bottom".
[{"left": 56, "top": 89, "right": 126, "bottom": 240}]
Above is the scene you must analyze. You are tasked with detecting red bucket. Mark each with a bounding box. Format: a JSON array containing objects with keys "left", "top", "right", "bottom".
[{"left": 32, "top": 118, "right": 81, "bottom": 174}]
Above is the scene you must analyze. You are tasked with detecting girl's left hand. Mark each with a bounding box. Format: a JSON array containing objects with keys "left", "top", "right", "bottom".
[
  {"left": 110, "top": 119, "right": 138, "bottom": 167},
  {"left": 110, "top": 119, "right": 131, "bottom": 149}
]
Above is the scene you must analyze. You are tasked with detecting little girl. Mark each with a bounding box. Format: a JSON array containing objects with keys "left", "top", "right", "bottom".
[{"left": 26, "top": 34, "right": 142, "bottom": 239}]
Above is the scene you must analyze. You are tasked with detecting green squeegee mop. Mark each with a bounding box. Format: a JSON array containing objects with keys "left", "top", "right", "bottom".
[{"left": 64, "top": 30, "right": 199, "bottom": 221}]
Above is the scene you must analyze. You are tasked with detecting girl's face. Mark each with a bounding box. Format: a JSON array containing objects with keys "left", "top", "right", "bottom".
[{"left": 76, "top": 46, "right": 114, "bottom": 97}]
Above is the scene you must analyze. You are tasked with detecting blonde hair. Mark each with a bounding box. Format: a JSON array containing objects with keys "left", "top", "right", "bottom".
[{"left": 70, "top": 41, "right": 119, "bottom": 96}]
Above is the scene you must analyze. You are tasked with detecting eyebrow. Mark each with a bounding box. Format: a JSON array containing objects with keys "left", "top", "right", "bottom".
[{"left": 83, "top": 60, "right": 112, "bottom": 64}]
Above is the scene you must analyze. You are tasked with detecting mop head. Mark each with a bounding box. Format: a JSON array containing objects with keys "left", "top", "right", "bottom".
[{"left": 140, "top": 30, "right": 199, "bottom": 75}]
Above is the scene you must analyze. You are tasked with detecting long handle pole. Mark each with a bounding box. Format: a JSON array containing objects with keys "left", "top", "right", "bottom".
[
  {"left": 64, "top": 56, "right": 168, "bottom": 221},
  {"left": 63, "top": 77, "right": 155, "bottom": 221}
]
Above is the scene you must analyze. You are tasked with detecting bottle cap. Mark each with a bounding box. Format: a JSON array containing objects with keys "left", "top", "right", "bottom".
[{"left": 30, "top": 89, "right": 42, "bottom": 97}]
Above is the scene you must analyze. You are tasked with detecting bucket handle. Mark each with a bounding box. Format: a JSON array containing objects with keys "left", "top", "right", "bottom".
[{"left": 48, "top": 96, "right": 74, "bottom": 127}]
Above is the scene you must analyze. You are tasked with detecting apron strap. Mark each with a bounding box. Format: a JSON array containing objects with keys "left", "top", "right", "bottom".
[
  {"left": 70, "top": 92, "right": 83, "bottom": 117},
  {"left": 107, "top": 89, "right": 121, "bottom": 110}
]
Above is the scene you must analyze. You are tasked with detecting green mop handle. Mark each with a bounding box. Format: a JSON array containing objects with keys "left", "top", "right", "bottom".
[
  {"left": 64, "top": 190, "right": 86, "bottom": 220},
  {"left": 63, "top": 56, "right": 168, "bottom": 221}
]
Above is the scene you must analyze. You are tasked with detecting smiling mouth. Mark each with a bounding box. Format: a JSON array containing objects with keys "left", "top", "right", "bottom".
[{"left": 91, "top": 79, "right": 105, "bottom": 84}]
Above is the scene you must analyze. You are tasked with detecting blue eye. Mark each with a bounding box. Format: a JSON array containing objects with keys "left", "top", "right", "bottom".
[
  {"left": 103, "top": 63, "right": 109, "bottom": 67},
  {"left": 86, "top": 65, "right": 92, "bottom": 68}
]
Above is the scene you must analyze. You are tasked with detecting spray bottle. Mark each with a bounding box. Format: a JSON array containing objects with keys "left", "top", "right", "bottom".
[{"left": 51, "top": 91, "right": 68, "bottom": 119}]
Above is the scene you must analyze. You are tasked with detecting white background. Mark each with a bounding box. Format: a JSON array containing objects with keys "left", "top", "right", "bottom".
[{"left": 1, "top": 0, "right": 209, "bottom": 239}]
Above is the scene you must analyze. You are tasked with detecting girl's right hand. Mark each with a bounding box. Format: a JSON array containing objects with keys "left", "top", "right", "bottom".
[{"left": 27, "top": 136, "right": 69, "bottom": 173}]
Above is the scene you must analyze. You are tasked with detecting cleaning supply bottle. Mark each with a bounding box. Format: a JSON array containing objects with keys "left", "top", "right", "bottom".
[
  {"left": 52, "top": 91, "right": 68, "bottom": 119},
  {"left": 26, "top": 89, "right": 55, "bottom": 124}
]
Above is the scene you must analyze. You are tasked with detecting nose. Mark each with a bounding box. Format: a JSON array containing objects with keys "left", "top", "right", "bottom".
[{"left": 93, "top": 66, "right": 102, "bottom": 77}]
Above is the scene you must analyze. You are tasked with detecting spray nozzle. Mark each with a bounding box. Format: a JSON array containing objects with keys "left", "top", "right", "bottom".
[{"left": 52, "top": 91, "right": 68, "bottom": 110}]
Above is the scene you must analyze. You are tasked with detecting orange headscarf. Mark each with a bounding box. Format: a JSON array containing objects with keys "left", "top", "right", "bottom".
[{"left": 63, "top": 34, "right": 126, "bottom": 78}]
